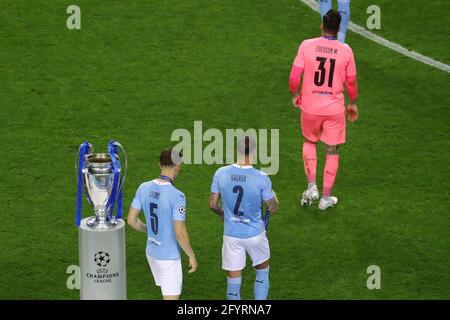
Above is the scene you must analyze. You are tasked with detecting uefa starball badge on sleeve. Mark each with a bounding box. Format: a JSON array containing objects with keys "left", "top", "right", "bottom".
[{"left": 75, "top": 140, "right": 127, "bottom": 300}]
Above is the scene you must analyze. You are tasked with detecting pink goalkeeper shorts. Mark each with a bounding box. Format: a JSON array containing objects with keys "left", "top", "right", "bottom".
[{"left": 300, "top": 111, "right": 346, "bottom": 146}]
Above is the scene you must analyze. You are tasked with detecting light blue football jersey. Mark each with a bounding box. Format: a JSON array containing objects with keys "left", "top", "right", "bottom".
[
  {"left": 211, "top": 164, "right": 275, "bottom": 239},
  {"left": 131, "top": 179, "right": 186, "bottom": 260}
]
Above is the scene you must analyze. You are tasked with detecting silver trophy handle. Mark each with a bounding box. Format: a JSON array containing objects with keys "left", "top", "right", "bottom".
[
  {"left": 112, "top": 141, "right": 127, "bottom": 195},
  {"left": 75, "top": 143, "right": 93, "bottom": 208},
  {"left": 74, "top": 142, "right": 93, "bottom": 179}
]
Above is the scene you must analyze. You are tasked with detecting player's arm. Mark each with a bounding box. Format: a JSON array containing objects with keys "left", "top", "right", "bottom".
[
  {"left": 262, "top": 176, "right": 279, "bottom": 214},
  {"left": 289, "top": 43, "right": 305, "bottom": 107},
  {"left": 209, "top": 171, "right": 224, "bottom": 220},
  {"left": 264, "top": 191, "right": 279, "bottom": 214},
  {"left": 127, "top": 207, "right": 147, "bottom": 233},
  {"left": 208, "top": 192, "right": 224, "bottom": 221},
  {"left": 345, "top": 49, "right": 359, "bottom": 122},
  {"left": 345, "top": 76, "right": 358, "bottom": 122},
  {"left": 173, "top": 221, "right": 197, "bottom": 273},
  {"left": 289, "top": 65, "right": 304, "bottom": 97},
  {"left": 345, "top": 75, "right": 358, "bottom": 102}
]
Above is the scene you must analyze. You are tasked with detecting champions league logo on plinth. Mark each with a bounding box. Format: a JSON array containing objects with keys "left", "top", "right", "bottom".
[
  {"left": 94, "top": 251, "right": 110, "bottom": 267},
  {"left": 86, "top": 251, "right": 120, "bottom": 284},
  {"left": 75, "top": 140, "right": 127, "bottom": 300}
]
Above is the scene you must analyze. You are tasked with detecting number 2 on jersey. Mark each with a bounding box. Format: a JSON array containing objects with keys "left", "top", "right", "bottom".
[
  {"left": 314, "top": 57, "right": 336, "bottom": 87},
  {"left": 232, "top": 185, "right": 244, "bottom": 216},
  {"left": 149, "top": 202, "right": 158, "bottom": 234}
]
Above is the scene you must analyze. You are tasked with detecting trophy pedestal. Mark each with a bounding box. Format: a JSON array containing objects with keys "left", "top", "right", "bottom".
[{"left": 79, "top": 217, "right": 126, "bottom": 300}]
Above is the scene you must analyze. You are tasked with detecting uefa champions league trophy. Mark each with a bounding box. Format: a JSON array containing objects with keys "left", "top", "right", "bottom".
[{"left": 75, "top": 140, "right": 127, "bottom": 300}]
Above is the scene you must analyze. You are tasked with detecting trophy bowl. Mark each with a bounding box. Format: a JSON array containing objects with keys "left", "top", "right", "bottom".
[{"left": 83, "top": 152, "right": 121, "bottom": 229}]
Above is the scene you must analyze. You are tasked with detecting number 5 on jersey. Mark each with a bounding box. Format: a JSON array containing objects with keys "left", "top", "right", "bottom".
[{"left": 149, "top": 202, "right": 158, "bottom": 234}]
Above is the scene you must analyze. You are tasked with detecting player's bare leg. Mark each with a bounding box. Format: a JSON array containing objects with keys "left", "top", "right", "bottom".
[
  {"left": 301, "top": 138, "right": 319, "bottom": 206},
  {"left": 163, "top": 295, "right": 180, "bottom": 300},
  {"left": 254, "top": 259, "right": 270, "bottom": 300},
  {"left": 227, "top": 270, "right": 242, "bottom": 300},
  {"left": 319, "top": 144, "right": 339, "bottom": 210}
]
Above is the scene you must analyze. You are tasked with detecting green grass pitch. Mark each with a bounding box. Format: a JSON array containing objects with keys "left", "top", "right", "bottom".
[{"left": 0, "top": 0, "right": 449, "bottom": 299}]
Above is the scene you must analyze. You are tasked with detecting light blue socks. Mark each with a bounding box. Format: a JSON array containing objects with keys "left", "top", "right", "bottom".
[
  {"left": 227, "top": 268, "right": 270, "bottom": 300},
  {"left": 227, "top": 277, "right": 241, "bottom": 300},
  {"left": 337, "top": 0, "right": 350, "bottom": 43},
  {"left": 320, "top": 0, "right": 350, "bottom": 43},
  {"left": 254, "top": 267, "right": 270, "bottom": 300},
  {"left": 320, "top": 0, "right": 332, "bottom": 18}
]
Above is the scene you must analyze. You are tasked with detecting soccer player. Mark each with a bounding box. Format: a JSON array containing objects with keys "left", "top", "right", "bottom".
[
  {"left": 320, "top": 0, "right": 350, "bottom": 43},
  {"left": 288, "top": 9, "right": 359, "bottom": 210},
  {"left": 208, "top": 137, "right": 279, "bottom": 300},
  {"left": 127, "top": 148, "right": 197, "bottom": 300}
]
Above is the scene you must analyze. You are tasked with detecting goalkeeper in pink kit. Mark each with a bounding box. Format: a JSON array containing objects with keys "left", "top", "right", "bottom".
[{"left": 289, "top": 9, "right": 359, "bottom": 210}]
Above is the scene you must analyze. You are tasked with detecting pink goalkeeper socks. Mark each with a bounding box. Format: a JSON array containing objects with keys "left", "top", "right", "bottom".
[
  {"left": 302, "top": 142, "right": 317, "bottom": 184},
  {"left": 303, "top": 143, "right": 340, "bottom": 196},
  {"left": 323, "top": 155, "right": 339, "bottom": 197}
]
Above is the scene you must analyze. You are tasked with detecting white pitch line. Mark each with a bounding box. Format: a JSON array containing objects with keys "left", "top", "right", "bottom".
[{"left": 300, "top": 0, "right": 450, "bottom": 73}]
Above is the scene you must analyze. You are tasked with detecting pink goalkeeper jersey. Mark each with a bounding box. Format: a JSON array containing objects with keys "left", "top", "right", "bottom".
[{"left": 293, "top": 37, "right": 357, "bottom": 116}]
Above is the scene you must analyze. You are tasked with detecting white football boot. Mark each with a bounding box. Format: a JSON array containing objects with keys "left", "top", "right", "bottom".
[
  {"left": 318, "top": 196, "right": 338, "bottom": 210},
  {"left": 301, "top": 185, "right": 319, "bottom": 206}
]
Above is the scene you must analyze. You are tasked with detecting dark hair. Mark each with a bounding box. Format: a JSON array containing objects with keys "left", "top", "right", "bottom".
[
  {"left": 159, "top": 148, "right": 182, "bottom": 167},
  {"left": 322, "top": 9, "right": 341, "bottom": 34}
]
